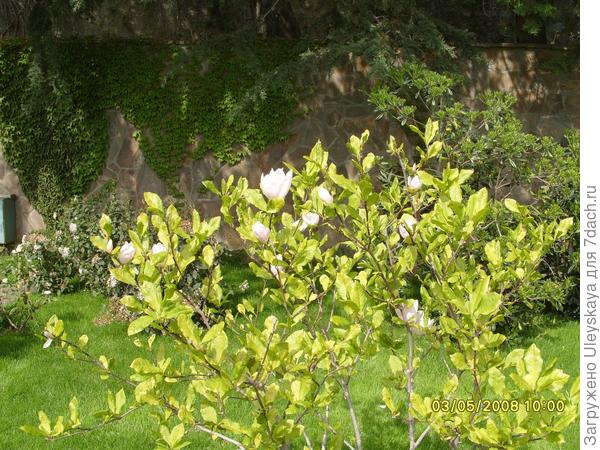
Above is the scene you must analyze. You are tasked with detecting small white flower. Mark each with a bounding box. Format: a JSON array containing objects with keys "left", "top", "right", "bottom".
[
  {"left": 270, "top": 254, "right": 284, "bottom": 277},
  {"left": 118, "top": 241, "right": 136, "bottom": 265},
  {"left": 43, "top": 290, "right": 52, "bottom": 295},
  {"left": 106, "top": 239, "right": 114, "bottom": 253},
  {"left": 260, "top": 168, "right": 293, "bottom": 200},
  {"left": 396, "top": 300, "right": 420, "bottom": 323},
  {"left": 318, "top": 186, "right": 334, "bottom": 205},
  {"left": 302, "top": 212, "right": 320, "bottom": 227},
  {"left": 52, "top": 212, "right": 58, "bottom": 220},
  {"left": 151, "top": 242, "right": 167, "bottom": 254},
  {"left": 69, "top": 223, "right": 78, "bottom": 234},
  {"left": 252, "top": 222, "right": 270, "bottom": 244},
  {"left": 14, "top": 244, "right": 23, "bottom": 253},
  {"left": 78, "top": 267, "right": 84, "bottom": 275},
  {"left": 407, "top": 175, "right": 422, "bottom": 192},
  {"left": 293, "top": 219, "right": 308, "bottom": 232},
  {"left": 58, "top": 247, "right": 70, "bottom": 258},
  {"left": 399, "top": 216, "right": 418, "bottom": 239},
  {"left": 43, "top": 331, "right": 53, "bottom": 349},
  {"left": 33, "top": 244, "right": 41, "bottom": 251},
  {"left": 108, "top": 274, "right": 117, "bottom": 288},
  {"left": 1, "top": 278, "right": 7, "bottom": 284}
]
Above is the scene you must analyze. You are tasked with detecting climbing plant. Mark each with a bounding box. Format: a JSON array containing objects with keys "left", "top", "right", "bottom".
[{"left": 0, "top": 36, "right": 305, "bottom": 217}]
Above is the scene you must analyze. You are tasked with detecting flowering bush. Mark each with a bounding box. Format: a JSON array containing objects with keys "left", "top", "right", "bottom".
[
  {"left": 11, "top": 184, "right": 134, "bottom": 297},
  {"left": 24, "top": 125, "right": 577, "bottom": 449}
]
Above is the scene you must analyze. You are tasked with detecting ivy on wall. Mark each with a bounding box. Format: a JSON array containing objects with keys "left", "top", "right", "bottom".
[{"left": 0, "top": 37, "right": 304, "bottom": 217}]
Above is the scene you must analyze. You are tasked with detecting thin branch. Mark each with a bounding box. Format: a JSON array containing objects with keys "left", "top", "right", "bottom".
[{"left": 194, "top": 423, "right": 246, "bottom": 449}]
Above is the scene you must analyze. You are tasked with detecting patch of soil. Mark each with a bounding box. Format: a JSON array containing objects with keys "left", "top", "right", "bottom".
[{"left": 94, "top": 296, "right": 135, "bottom": 326}]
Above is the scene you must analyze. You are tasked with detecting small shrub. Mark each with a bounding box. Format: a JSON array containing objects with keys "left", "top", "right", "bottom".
[
  {"left": 0, "top": 291, "right": 46, "bottom": 333},
  {"left": 13, "top": 183, "right": 135, "bottom": 297}
]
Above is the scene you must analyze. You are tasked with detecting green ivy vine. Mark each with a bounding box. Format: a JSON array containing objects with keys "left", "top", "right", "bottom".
[{"left": 0, "top": 37, "right": 304, "bottom": 217}]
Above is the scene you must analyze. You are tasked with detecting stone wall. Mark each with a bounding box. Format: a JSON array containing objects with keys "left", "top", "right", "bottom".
[
  {"left": 0, "top": 148, "right": 44, "bottom": 242},
  {"left": 0, "top": 46, "right": 579, "bottom": 247},
  {"left": 461, "top": 45, "right": 579, "bottom": 140}
]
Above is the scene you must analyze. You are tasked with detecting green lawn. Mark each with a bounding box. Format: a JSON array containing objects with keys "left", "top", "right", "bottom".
[{"left": 0, "top": 263, "right": 580, "bottom": 449}]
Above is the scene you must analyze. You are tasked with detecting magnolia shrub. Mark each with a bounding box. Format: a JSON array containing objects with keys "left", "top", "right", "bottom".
[{"left": 24, "top": 122, "right": 578, "bottom": 449}]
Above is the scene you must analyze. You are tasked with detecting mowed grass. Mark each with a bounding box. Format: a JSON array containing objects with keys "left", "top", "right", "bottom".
[{"left": 0, "top": 263, "right": 580, "bottom": 449}]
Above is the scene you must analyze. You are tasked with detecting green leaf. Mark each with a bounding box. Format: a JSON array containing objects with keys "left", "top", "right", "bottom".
[
  {"left": 450, "top": 353, "right": 468, "bottom": 370},
  {"left": 382, "top": 387, "right": 397, "bottom": 414},
  {"left": 200, "top": 406, "right": 218, "bottom": 424},
  {"left": 144, "top": 192, "right": 164, "bottom": 213},
  {"left": 555, "top": 217, "right": 573, "bottom": 239},
  {"left": 127, "top": 315, "right": 154, "bottom": 336},
  {"left": 99, "top": 214, "right": 113, "bottom": 237},
  {"left": 389, "top": 355, "right": 403, "bottom": 377},
  {"left": 424, "top": 119, "right": 439, "bottom": 145},
  {"left": 487, "top": 367, "right": 506, "bottom": 395},
  {"left": 361, "top": 152, "right": 377, "bottom": 172},
  {"left": 202, "top": 245, "right": 215, "bottom": 267},
  {"left": 115, "top": 389, "right": 126, "bottom": 414},
  {"left": 465, "top": 188, "right": 488, "bottom": 222},
  {"left": 110, "top": 267, "right": 136, "bottom": 286},
  {"left": 484, "top": 240, "right": 502, "bottom": 266},
  {"left": 524, "top": 344, "right": 543, "bottom": 383},
  {"left": 202, "top": 321, "right": 224, "bottom": 344}
]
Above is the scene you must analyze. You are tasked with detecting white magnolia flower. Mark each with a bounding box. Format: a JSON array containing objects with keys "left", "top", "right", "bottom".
[
  {"left": 407, "top": 175, "right": 422, "bottom": 192},
  {"left": 151, "top": 242, "right": 167, "bottom": 254},
  {"left": 270, "top": 254, "right": 284, "bottom": 277},
  {"left": 318, "top": 186, "right": 334, "bottom": 205},
  {"left": 118, "top": 241, "right": 136, "bottom": 265},
  {"left": 43, "top": 331, "right": 53, "bottom": 349},
  {"left": 106, "top": 239, "right": 114, "bottom": 253},
  {"left": 69, "top": 223, "right": 78, "bottom": 234},
  {"left": 293, "top": 219, "right": 308, "bottom": 232},
  {"left": 58, "top": 246, "right": 70, "bottom": 258},
  {"left": 302, "top": 212, "right": 320, "bottom": 227},
  {"left": 260, "top": 168, "right": 293, "bottom": 200},
  {"left": 396, "top": 299, "right": 420, "bottom": 323},
  {"left": 399, "top": 216, "right": 418, "bottom": 239},
  {"left": 397, "top": 300, "right": 435, "bottom": 335},
  {"left": 252, "top": 222, "right": 270, "bottom": 244}
]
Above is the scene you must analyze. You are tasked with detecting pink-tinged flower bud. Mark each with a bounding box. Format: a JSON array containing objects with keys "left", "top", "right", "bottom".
[
  {"left": 118, "top": 242, "right": 136, "bottom": 265},
  {"left": 252, "top": 222, "right": 270, "bottom": 244},
  {"left": 260, "top": 168, "right": 293, "bottom": 200},
  {"left": 407, "top": 175, "right": 422, "bottom": 192},
  {"left": 270, "top": 254, "right": 284, "bottom": 277},
  {"left": 293, "top": 220, "right": 308, "bottom": 232},
  {"left": 318, "top": 186, "right": 334, "bottom": 205},
  {"left": 396, "top": 299, "right": 419, "bottom": 323},
  {"left": 106, "top": 239, "right": 114, "bottom": 253},
  {"left": 151, "top": 242, "right": 167, "bottom": 254},
  {"left": 399, "top": 215, "right": 418, "bottom": 239},
  {"left": 302, "top": 212, "right": 320, "bottom": 227},
  {"left": 43, "top": 331, "right": 53, "bottom": 349}
]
